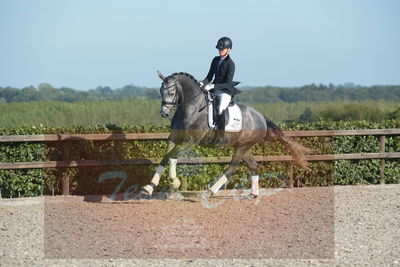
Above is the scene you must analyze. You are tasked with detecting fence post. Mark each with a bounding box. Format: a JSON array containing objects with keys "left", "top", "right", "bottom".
[
  {"left": 287, "top": 162, "right": 294, "bottom": 188},
  {"left": 380, "top": 135, "right": 386, "bottom": 184},
  {"left": 181, "top": 177, "right": 188, "bottom": 191},
  {"left": 62, "top": 141, "right": 70, "bottom": 195}
]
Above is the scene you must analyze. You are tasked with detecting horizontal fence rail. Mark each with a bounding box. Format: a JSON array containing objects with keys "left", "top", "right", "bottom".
[
  {"left": 1, "top": 129, "right": 400, "bottom": 169},
  {"left": 1, "top": 129, "right": 399, "bottom": 194},
  {"left": 2, "top": 129, "right": 400, "bottom": 143},
  {"left": 1, "top": 153, "right": 400, "bottom": 170}
]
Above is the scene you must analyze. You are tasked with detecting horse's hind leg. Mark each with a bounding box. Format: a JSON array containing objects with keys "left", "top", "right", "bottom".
[
  {"left": 209, "top": 145, "right": 253, "bottom": 194},
  {"left": 242, "top": 152, "right": 259, "bottom": 196}
]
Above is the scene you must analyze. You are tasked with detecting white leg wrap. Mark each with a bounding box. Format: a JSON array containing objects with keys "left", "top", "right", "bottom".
[
  {"left": 142, "top": 184, "right": 154, "bottom": 195},
  {"left": 150, "top": 165, "right": 165, "bottom": 186},
  {"left": 169, "top": 158, "right": 177, "bottom": 179},
  {"left": 169, "top": 178, "right": 181, "bottom": 190},
  {"left": 169, "top": 158, "right": 180, "bottom": 190},
  {"left": 210, "top": 174, "right": 228, "bottom": 194},
  {"left": 251, "top": 175, "right": 259, "bottom": 195}
]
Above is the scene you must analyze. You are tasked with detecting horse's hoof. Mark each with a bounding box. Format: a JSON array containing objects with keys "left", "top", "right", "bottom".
[
  {"left": 169, "top": 178, "right": 181, "bottom": 190},
  {"left": 166, "top": 192, "right": 184, "bottom": 201},
  {"left": 140, "top": 188, "right": 151, "bottom": 197},
  {"left": 200, "top": 190, "right": 212, "bottom": 201},
  {"left": 137, "top": 190, "right": 153, "bottom": 200},
  {"left": 246, "top": 193, "right": 258, "bottom": 199},
  {"left": 141, "top": 184, "right": 154, "bottom": 197}
]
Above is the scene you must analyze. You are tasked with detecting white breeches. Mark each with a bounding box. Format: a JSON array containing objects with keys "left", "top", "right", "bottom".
[{"left": 214, "top": 91, "right": 232, "bottom": 115}]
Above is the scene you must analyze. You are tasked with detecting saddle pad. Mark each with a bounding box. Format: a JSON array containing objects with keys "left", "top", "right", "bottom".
[
  {"left": 208, "top": 101, "right": 242, "bottom": 132},
  {"left": 225, "top": 104, "right": 242, "bottom": 132}
]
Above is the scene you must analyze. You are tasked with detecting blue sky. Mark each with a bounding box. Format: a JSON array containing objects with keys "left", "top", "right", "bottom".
[{"left": 0, "top": 0, "right": 399, "bottom": 90}]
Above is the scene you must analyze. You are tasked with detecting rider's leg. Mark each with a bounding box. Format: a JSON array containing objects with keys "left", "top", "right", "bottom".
[
  {"left": 212, "top": 99, "right": 218, "bottom": 128},
  {"left": 214, "top": 92, "right": 232, "bottom": 142},
  {"left": 217, "top": 110, "right": 226, "bottom": 131},
  {"left": 217, "top": 92, "right": 231, "bottom": 130},
  {"left": 217, "top": 93, "right": 232, "bottom": 115}
]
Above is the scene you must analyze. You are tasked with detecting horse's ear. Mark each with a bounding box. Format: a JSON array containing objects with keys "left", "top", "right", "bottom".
[{"left": 157, "top": 70, "right": 166, "bottom": 81}]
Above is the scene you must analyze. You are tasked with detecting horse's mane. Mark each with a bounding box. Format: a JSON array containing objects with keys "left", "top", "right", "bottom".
[{"left": 164, "top": 72, "right": 199, "bottom": 88}]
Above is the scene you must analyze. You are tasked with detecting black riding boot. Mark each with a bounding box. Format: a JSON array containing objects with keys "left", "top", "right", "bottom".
[
  {"left": 212, "top": 103, "right": 218, "bottom": 129},
  {"left": 215, "top": 111, "right": 226, "bottom": 144}
]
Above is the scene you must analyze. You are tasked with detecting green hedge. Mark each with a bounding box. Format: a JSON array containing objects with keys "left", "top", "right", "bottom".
[{"left": 0, "top": 121, "right": 399, "bottom": 198}]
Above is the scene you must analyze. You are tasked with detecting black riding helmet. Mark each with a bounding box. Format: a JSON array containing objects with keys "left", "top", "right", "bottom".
[{"left": 216, "top": 37, "right": 232, "bottom": 50}]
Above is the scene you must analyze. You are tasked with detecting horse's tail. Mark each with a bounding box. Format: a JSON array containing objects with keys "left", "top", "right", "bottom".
[{"left": 264, "top": 117, "right": 312, "bottom": 170}]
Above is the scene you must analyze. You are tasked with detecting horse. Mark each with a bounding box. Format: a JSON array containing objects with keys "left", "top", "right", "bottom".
[{"left": 141, "top": 71, "right": 310, "bottom": 198}]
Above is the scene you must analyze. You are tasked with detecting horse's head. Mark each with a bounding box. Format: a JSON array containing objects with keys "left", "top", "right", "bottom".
[
  {"left": 157, "top": 71, "right": 205, "bottom": 118},
  {"left": 157, "top": 71, "right": 180, "bottom": 118}
]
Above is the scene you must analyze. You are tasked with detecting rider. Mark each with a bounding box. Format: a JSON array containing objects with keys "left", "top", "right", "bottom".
[{"left": 199, "top": 37, "right": 240, "bottom": 141}]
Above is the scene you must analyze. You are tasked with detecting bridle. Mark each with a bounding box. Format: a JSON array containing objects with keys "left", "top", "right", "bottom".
[
  {"left": 161, "top": 82, "right": 208, "bottom": 110},
  {"left": 161, "top": 83, "right": 179, "bottom": 107}
]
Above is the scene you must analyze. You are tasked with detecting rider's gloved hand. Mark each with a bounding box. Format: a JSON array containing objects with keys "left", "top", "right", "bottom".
[
  {"left": 204, "top": 84, "right": 214, "bottom": 91},
  {"left": 199, "top": 81, "right": 204, "bottom": 88}
]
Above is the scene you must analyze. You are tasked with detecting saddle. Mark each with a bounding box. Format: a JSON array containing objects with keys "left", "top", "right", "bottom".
[{"left": 207, "top": 91, "right": 242, "bottom": 132}]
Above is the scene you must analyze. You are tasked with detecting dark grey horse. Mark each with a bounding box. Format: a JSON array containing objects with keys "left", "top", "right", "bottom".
[{"left": 141, "top": 71, "right": 310, "bottom": 198}]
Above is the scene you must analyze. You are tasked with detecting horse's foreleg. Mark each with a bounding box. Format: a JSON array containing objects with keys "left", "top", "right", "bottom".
[
  {"left": 168, "top": 141, "right": 198, "bottom": 190},
  {"left": 142, "top": 141, "right": 177, "bottom": 196},
  {"left": 168, "top": 158, "right": 180, "bottom": 190},
  {"left": 142, "top": 140, "right": 196, "bottom": 195}
]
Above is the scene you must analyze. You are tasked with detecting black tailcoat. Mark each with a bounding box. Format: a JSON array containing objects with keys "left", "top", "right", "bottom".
[{"left": 202, "top": 54, "right": 241, "bottom": 96}]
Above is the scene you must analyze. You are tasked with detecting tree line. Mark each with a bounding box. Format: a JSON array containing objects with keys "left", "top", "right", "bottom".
[
  {"left": 0, "top": 83, "right": 159, "bottom": 103},
  {"left": 1, "top": 82, "right": 400, "bottom": 103},
  {"left": 236, "top": 83, "right": 400, "bottom": 103}
]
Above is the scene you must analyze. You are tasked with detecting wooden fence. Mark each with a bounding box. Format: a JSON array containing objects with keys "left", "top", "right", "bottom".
[{"left": 1, "top": 129, "right": 400, "bottom": 195}]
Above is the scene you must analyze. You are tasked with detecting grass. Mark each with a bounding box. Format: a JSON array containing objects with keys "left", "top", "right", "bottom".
[{"left": 1, "top": 99, "right": 399, "bottom": 127}]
